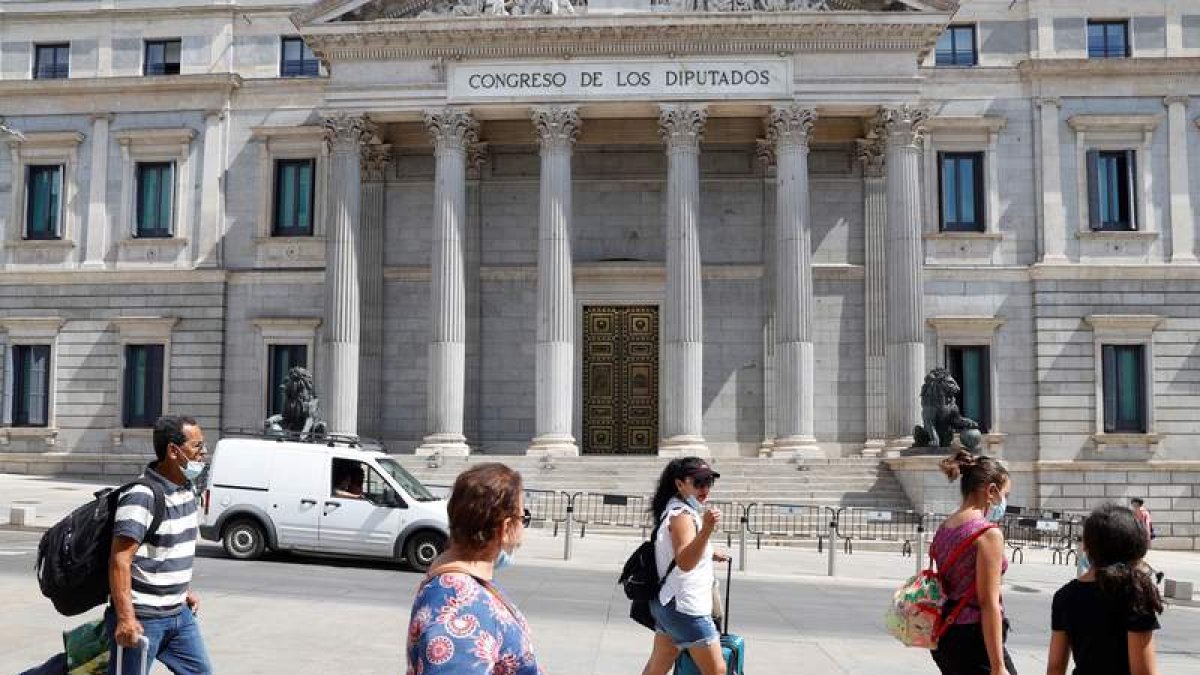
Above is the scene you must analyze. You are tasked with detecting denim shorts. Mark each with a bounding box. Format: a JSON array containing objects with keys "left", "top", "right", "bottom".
[{"left": 650, "top": 597, "right": 720, "bottom": 649}]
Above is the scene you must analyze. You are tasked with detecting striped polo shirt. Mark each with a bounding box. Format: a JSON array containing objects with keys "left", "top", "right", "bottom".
[{"left": 112, "top": 463, "right": 198, "bottom": 617}]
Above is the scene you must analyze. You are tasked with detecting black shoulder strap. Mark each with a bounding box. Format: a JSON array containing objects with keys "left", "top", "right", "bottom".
[
  {"left": 132, "top": 478, "right": 167, "bottom": 538},
  {"left": 653, "top": 510, "right": 678, "bottom": 583}
]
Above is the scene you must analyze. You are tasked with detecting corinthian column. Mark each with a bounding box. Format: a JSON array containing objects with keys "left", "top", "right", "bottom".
[
  {"left": 416, "top": 109, "right": 477, "bottom": 457},
  {"left": 876, "top": 106, "right": 929, "bottom": 450},
  {"left": 322, "top": 114, "right": 374, "bottom": 437},
  {"left": 359, "top": 144, "right": 391, "bottom": 437},
  {"left": 528, "top": 107, "right": 580, "bottom": 456},
  {"left": 659, "top": 104, "right": 708, "bottom": 457},
  {"left": 767, "top": 105, "right": 821, "bottom": 458},
  {"left": 857, "top": 136, "right": 888, "bottom": 456}
]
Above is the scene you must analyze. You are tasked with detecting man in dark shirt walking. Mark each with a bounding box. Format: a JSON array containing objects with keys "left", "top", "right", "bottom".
[{"left": 107, "top": 415, "right": 212, "bottom": 674}]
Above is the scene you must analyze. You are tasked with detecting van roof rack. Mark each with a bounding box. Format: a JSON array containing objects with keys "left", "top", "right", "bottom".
[{"left": 218, "top": 427, "right": 387, "bottom": 452}]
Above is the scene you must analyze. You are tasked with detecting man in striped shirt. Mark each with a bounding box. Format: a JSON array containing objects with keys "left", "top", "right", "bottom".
[{"left": 107, "top": 415, "right": 212, "bottom": 674}]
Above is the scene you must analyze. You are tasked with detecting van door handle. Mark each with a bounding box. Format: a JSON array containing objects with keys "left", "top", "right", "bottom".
[
  {"left": 300, "top": 499, "right": 316, "bottom": 506},
  {"left": 324, "top": 501, "right": 341, "bottom": 510}
]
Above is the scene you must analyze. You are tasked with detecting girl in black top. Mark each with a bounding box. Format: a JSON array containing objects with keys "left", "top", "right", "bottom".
[{"left": 1047, "top": 504, "right": 1163, "bottom": 675}]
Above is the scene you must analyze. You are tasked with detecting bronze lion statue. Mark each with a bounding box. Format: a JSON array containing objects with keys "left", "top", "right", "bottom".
[
  {"left": 264, "top": 366, "right": 327, "bottom": 439},
  {"left": 912, "top": 367, "right": 978, "bottom": 448}
]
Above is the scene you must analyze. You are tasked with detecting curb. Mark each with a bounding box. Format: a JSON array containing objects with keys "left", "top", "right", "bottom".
[{"left": 0, "top": 524, "right": 49, "bottom": 534}]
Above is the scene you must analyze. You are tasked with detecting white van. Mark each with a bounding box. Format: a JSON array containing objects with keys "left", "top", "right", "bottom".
[{"left": 199, "top": 435, "right": 449, "bottom": 571}]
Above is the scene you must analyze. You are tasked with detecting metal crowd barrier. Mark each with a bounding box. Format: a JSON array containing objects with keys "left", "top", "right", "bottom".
[
  {"left": 573, "top": 492, "right": 654, "bottom": 537},
  {"left": 1001, "top": 507, "right": 1075, "bottom": 564},
  {"left": 835, "top": 507, "right": 925, "bottom": 556},
  {"left": 744, "top": 502, "right": 828, "bottom": 550},
  {"left": 523, "top": 488, "right": 572, "bottom": 533}
]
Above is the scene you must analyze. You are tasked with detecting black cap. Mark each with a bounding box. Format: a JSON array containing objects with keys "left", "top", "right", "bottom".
[{"left": 681, "top": 461, "right": 720, "bottom": 481}]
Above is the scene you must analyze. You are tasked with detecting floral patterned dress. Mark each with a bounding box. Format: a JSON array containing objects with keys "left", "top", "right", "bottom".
[{"left": 406, "top": 572, "right": 542, "bottom": 675}]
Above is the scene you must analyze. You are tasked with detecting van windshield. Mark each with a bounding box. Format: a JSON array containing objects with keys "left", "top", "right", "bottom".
[{"left": 376, "top": 458, "right": 438, "bottom": 502}]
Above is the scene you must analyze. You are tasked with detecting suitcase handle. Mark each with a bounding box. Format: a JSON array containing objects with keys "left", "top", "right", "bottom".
[
  {"left": 723, "top": 556, "right": 733, "bottom": 635},
  {"left": 116, "top": 635, "right": 150, "bottom": 675}
]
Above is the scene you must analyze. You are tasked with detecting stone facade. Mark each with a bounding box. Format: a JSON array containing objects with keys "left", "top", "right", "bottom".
[{"left": 2, "top": 0, "right": 1200, "bottom": 548}]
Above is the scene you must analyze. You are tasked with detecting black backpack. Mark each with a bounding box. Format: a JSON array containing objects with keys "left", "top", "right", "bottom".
[
  {"left": 36, "top": 478, "right": 166, "bottom": 616},
  {"left": 619, "top": 513, "right": 677, "bottom": 630}
]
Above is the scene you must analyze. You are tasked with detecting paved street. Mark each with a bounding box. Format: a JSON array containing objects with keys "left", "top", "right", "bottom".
[{"left": 3, "top": 526, "right": 1199, "bottom": 675}]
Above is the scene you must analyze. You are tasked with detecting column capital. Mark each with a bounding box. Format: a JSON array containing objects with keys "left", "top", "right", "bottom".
[
  {"left": 1033, "top": 96, "right": 1062, "bottom": 109},
  {"left": 765, "top": 104, "right": 817, "bottom": 150},
  {"left": 659, "top": 104, "right": 708, "bottom": 152},
  {"left": 323, "top": 113, "right": 376, "bottom": 153},
  {"left": 873, "top": 105, "right": 930, "bottom": 148},
  {"left": 531, "top": 106, "right": 581, "bottom": 152},
  {"left": 361, "top": 144, "right": 392, "bottom": 183},
  {"left": 856, "top": 136, "right": 886, "bottom": 178},
  {"left": 424, "top": 108, "right": 480, "bottom": 154},
  {"left": 1164, "top": 95, "right": 1190, "bottom": 108}
]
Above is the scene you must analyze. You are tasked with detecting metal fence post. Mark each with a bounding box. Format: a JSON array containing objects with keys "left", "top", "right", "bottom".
[
  {"left": 739, "top": 503, "right": 749, "bottom": 572},
  {"left": 915, "top": 519, "right": 926, "bottom": 576},
  {"left": 564, "top": 492, "right": 576, "bottom": 561},
  {"left": 827, "top": 508, "right": 838, "bottom": 577}
]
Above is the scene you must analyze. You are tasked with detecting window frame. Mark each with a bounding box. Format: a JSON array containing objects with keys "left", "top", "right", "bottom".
[
  {"left": 110, "top": 317, "right": 177, "bottom": 440},
  {"left": 944, "top": 344, "right": 991, "bottom": 434},
  {"left": 272, "top": 158, "right": 317, "bottom": 237},
  {"left": 251, "top": 126, "right": 329, "bottom": 266},
  {"left": 280, "top": 36, "right": 320, "bottom": 78},
  {"left": 5, "top": 132, "right": 84, "bottom": 249},
  {"left": 11, "top": 344, "right": 52, "bottom": 427},
  {"left": 134, "top": 161, "right": 176, "bottom": 238},
  {"left": 143, "top": 39, "right": 182, "bottom": 76},
  {"left": 254, "top": 317, "right": 322, "bottom": 424},
  {"left": 1086, "top": 149, "right": 1137, "bottom": 231},
  {"left": 1101, "top": 344, "right": 1146, "bottom": 434},
  {"left": 122, "top": 344, "right": 166, "bottom": 429},
  {"left": 1067, "top": 115, "right": 1158, "bottom": 241},
  {"left": 266, "top": 343, "right": 310, "bottom": 418},
  {"left": 0, "top": 318, "right": 64, "bottom": 440},
  {"left": 921, "top": 116, "right": 1006, "bottom": 241},
  {"left": 935, "top": 24, "right": 978, "bottom": 67},
  {"left": 1087, "top": 19, "right": 1131, "bottom": 59},
  {"left": 113, "top": 128, "right": 196, "bottom": 251},
  {"left": 928, "top": 315, "right": 1005, "bottom": 452},
  {"left": 33, "top": 43, "right": 70, "bottom": 80},
  {"left": 937, "top": 151, "right": 986, "bottom": 233},
  {"left": 24, "top": 164, "right": 64, "bottom": 241},
  {"left": 1084, "top": 314, "right": 1162, "bottom": 452}
]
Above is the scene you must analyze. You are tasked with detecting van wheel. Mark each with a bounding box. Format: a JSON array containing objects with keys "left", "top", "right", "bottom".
[
  {"left": 404, "top": 531, "right": 446, "bottom": 572},
  {"left": 222, "top": 519, "right": 266, "bottom": 560}
]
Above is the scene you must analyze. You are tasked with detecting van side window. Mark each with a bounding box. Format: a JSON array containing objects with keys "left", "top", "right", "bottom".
[
  {"left": 362, "top": 466, "right": 403, "bottom": 507},
  {"left": 331, "top": 458, "right": 365, "bottom": 499}
]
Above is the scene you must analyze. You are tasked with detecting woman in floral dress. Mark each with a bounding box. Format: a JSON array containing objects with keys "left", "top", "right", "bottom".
[{"left": 406, "top": 463, "right": 541, "bottom": 675}]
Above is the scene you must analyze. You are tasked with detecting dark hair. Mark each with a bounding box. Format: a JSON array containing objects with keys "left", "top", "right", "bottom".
[
  {"left": 153, "top": 415, "right": 198, "bottom": 461},
  {"left": 649, "top": 456, "right": 708, "bottom": 521},
  {"left": 1084, "top": 503, "right": 1163, "bottom": 617},
  {"left": 447, "top": 463, "right": 523, "bottom": 557},
  {"left": 1130, "top": 498, "right": 1145, "bottom": 507},
  {"left": 939, "top": 448, "right": 1009, "bottom": 497}
]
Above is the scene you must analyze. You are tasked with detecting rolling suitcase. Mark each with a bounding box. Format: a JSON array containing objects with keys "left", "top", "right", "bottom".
[
  {"left": 114, "top": 636, "right": 150, "bottom": 675},
  {"left": 674, "top": 558, "right": 745, "bottom": 675}
]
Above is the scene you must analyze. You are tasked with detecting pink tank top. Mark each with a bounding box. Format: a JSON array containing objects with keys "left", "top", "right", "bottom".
[{"left": 931, "top": 517, "right": 1007, "bottom": 625}]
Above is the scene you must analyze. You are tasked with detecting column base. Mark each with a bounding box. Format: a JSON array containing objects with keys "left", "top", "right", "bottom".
[
  {"left": 526, "top": 435, "right": 579, "bottom": 457},
  {"left": 414, "top": 434, "right": 471, "bottom": 458},
  {"left": 1171, "top": 254, "right": 1200, "bottom": 264},
  {"left": 757, "top": 438, "right": 775, "bottom": 458},
  {"left": 861, "top": 438, "right": 887, "bottom": 458},
  {"left": 883, "top": 436, "right": 915, "bottom": 458},
  {"left": 773, "top": 435, "right": 823, "bottom": 459},
  {"left": 80, "top": 260, "right": 108, "bottom": 270},
  {"left": 658, "top": 435, "right": 709, "bottom": 458}
]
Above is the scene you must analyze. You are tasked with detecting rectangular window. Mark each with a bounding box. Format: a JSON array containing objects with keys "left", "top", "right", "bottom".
[
  {"left": 272, "top": 159, "right": 315, "bottom": 236},
  {"left": 946, "top": 345, "right": 991, "bottom": 434},
  {"left": 144, "top": 39, "right": 182, "bottom": 76},
  {"left": 33, "top": 43, "right": 70, "bottom": 79},
  {"left": 1102, "top": 344, "right": 1146, "bottom": 433},
  {"left": 280, "top": 37, "right": 319, "bottom": 77},
  {"left": 123, "top": 344, "right": 165, "bottom": 428},
  {"left": 267, "top": 344, "right": 308, "bottom": 417},
  {"left": 25, "top": 165, "right": 63, "bottom": 240},
  {"left": 1088, "top": 20, "right": 1130, "bottom": 58},
  {"left": 1087, "top": 150, "right": 1137, "bottom": 231},
  {"left": 12, "top": 345, "right": 51, "bottom": 427},
  {"left": 938, "top": 152, "right": 985, "bottom": 232},
  {"left": 935, "top": 24, "right": 977, "bottom": 66},
  {"left": 135, "top": 162, "right": 175, "bottom": 238}
]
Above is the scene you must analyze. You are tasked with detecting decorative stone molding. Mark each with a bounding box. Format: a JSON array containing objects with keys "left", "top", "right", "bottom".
[
  {"left": 1066, "top": 114, "right": 1161, "bottom": 135},
  {"left": 253, "top": 317, "right": 323, "bottom": 424},
  {"left": 361, "top": 144, "right": 393, "bottom": 183},
  {"left": 921, "top": 115, "right": 1006, "bottom": 243},
  {"left": 928, "top": 315, "right": 1005, "bottom": 435},
  {"left": 5, "top": 132, "right": 85, "bottom": 255},
  {"left": 1018, "top": 57, "right": 1200, "bottom": 80},
  {"left": 659, "top": 104, "right": 707, "bottom": 152},
  {"left": 1090, "top": 432, "right": 1163, "bottom": 454},
  {"left": 926, "top": 315, "right": 1005, "bottom": 339},
  {"left": 110, "top": 317, "right": 180, "bottom": 340},
  {"left": 1083, "top": 314, "right": 1164, "bottom": 335},
  {"left": 1067, "top": 115, "right": 1158, "bottom": 240},
  {"left": 112, "top": 128, "right": 197, "bottom": 263},
  {"left": 323, "top": 114, "right": 377, "bottom": 153},
  {"left": 250, "top": 125, "right": 330, "bottom": 267},
  {"left": 424, "top": 108, "right": 480, "bottom": 153},
  {"left": 531, "top": 106, "right": 581, "bottom": 151},
  {"left": 856, "top": 136, "right": 886, "bottom": 177},
  {"left": 109, "top": 317, "right": 178, "bottom": 442},
  {"left": 1083, "top": 314, "right": 1163, "bottom": 450},
  {"left": 0, "top": 317, "right": 65, "bottom": 339},
  {"left": 874, "top": 105, "right": 930, "bottom": 147},
  {"left": 0, "top": 317, "right": 64, "bottom": 434},
  {"left": 923, "top": 116, "right": 1007, "bottom": 135},
  {"left": 764, "top": 105, "right": 817, "bottom": 149}
]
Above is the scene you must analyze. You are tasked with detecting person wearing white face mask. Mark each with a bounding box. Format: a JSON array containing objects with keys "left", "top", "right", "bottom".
[
  {"left": 407, "top": 463, "right": 540, "bottom": 674},
  {"left": 107, "top": 415, "right": 212, "bottom": 674},
  {"left": 929, "top": 448, "right": 1016, "bottom": 675}
]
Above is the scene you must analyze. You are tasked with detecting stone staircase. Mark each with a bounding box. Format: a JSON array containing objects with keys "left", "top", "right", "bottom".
[{"left": 389, "top": 455, "right": 914, "bottom": 511}]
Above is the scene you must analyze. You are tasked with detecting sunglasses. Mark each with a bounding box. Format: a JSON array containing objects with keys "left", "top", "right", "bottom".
[
  {"left": 521, "top": 508, "right": 531, "bottom": 528},
  {"left": 691, "top": 475, "right": 715, "bottom": 490}
]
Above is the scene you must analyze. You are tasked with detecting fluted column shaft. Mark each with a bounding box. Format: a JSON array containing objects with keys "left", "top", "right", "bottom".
[
  {"left": 878, "top": 106, "right": 929, "bottom": 446},
  {"left": 659, "top": 105, "right": 708, "bottom": 456},
  {"left": 359, "top": 145, "right": 390, "bottom": 437},
  {"left": 529, "top": 107, "right": 580, "bottom": 456},
  {"left": 417, "top": 109, "right": 477, "bottom": 456},
  {"left": 1165, "top": 96, "right": 1196, "bottom": 263},
  {"left": 858, "top": 138, "right": 888, "bottom": 455},
  {"left": 768, "top": 105, "right": 820, "bottom": 458},
  {"left": 322, "top": 114, "right": 373, "bottom": 437}
]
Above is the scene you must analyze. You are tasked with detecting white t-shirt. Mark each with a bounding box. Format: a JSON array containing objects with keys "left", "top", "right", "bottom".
[{"left": 654, "top": 497, "right": 714, "bottom": 616}]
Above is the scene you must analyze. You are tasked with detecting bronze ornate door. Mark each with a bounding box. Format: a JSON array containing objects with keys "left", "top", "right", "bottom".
[{"left": 582, "top": 305, "right": 659, "bottom": 455}]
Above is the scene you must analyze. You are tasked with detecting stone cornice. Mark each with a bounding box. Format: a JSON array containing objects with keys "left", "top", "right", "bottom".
[
  {"left": 0, "top": 74, "right": 242, "bottom": 99},
  {"left": 924, "top": 115, "right": 1007, "bottom": 134},
  {"left": 926, "top": 315, "right": 1005, "bottom": 337},
  {"left": 1066, "top": 114, "right": 1160, "bottom": 134},
  {"left": 1017, "top": 57, "right": 1200, "bottom": 80},
  {"left": 303, "top": 14, "right": 946, "bottom": 61},
  {"left": 110, "top": 316, "right": 180, "bottom": 340},
  {"left": 252, "top": 317, "right": 324, "bottom": 332},
  {"left": 0, "top": 270, "right": 226, "bottom": 285},
  {"left": 1083, "top": 314, "right": 1164, "bottom": 333},
  {"left": 113, "top": 128, "right": 198, "bottom": 146},
  {"left": 7, "top": 131, "right": 86, "bottom": 148},
  {"left": 250, "top": 125, "right": 328, "bottom": 142},
  {"left": 0, "top": 317, "right": 66, "bottom": 337}
]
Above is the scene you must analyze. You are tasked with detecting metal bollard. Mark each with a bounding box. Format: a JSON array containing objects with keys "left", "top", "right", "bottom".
[
  {"left": 738, "top": 512, "right": 748, "bottom": 572},
  {"left": 914, "top": 523, "right": 926, "bottom": 576},
  {"left": 827, "top": 519, "right": 838, "bottom": 577},
  {"left": 564, "top": 501, "right": 575, "bottom": 561}
]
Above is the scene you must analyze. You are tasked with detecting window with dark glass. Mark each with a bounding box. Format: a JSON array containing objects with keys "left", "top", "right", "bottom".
[
  {"left": 946, "top": 345, "right": 991, "bottom": 433},
  {"left": 935, "top": 24, "right": 977, "bottom": 66},
  {"left": 1102, "top": 344, "right": 1146, "bottom": 433},
  {"left": 123, "top": 345, "right": 164, "bottom": 428},
  {"left": 1087, "top": 150, "right": 1137, "bottom": 231},
  {"left": 135, "top": 162, "right": 174, "bottom": 238},
  {"left": 12, "top": 345, "right": 51, "bottom": 427},
  {"left": 33, "top": 43, "right": 70, "bottom": 79},
  {"left": 144, "top": 39, "right": 182, "bottom": 76},
  {"left": 280, "top": 37, "right": 319, "bottom": 77},
  {"left": 267, "top": 344, "right": 308, "bottom": 416},
  {"left": 25, "top": 165, "right": 63, "bottom": 240},
  {"left": 938, "top": 152, "right": 985, "bottom": 232},
  {"left": 1088, "top": 20, "right": 1130, "bottom": 58},
  {"left": 272, "top": 159, "right": 315, "bottom": 236}
]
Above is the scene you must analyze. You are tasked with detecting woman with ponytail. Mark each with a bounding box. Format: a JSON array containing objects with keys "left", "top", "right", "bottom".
[
  {"left": 930, "top": 448, "right": 1016, "bottom": 674},
  {"left": 1046, "top": 503, "right": 1163, "bottom": 675}
]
